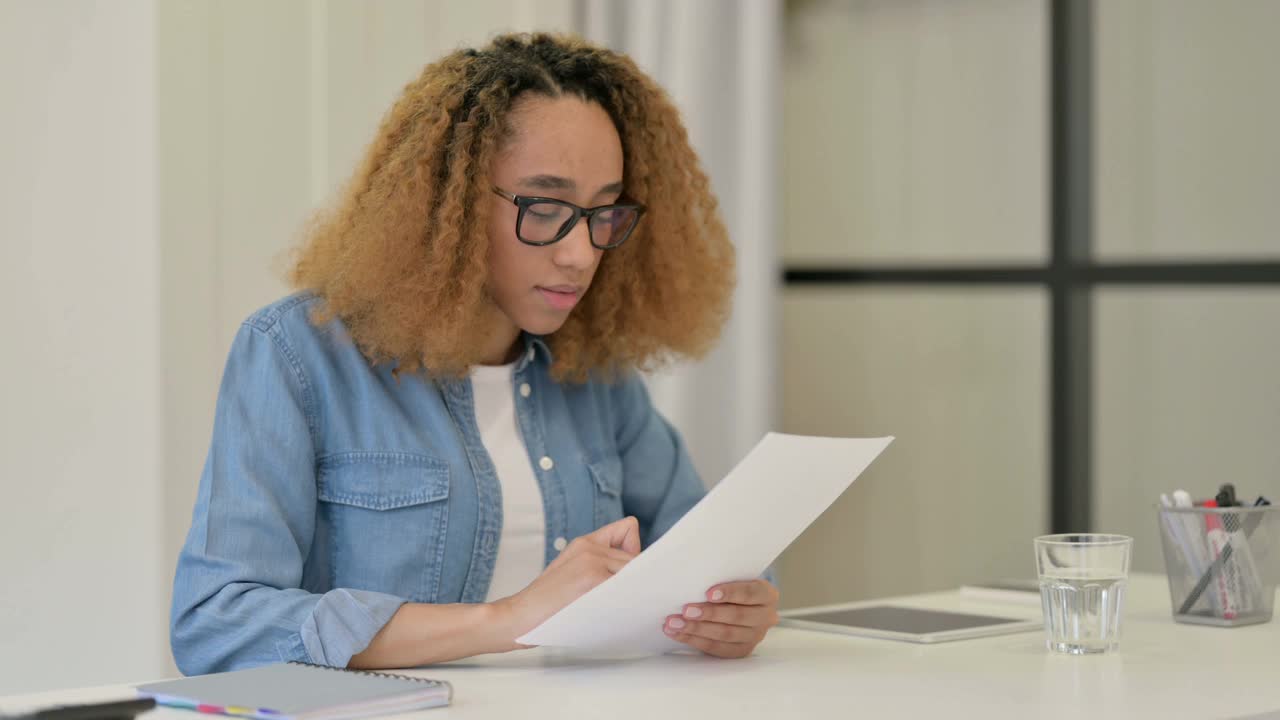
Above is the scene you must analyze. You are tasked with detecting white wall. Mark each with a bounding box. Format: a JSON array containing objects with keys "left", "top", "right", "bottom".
[
  {"left": 1096, "top": 0, "right": 1280, "bottom": 260},
  {"left": 1096, "top": 290, "right": 1280, "bottom": 572},
  {"left": 0, "top": 0, "right": 165, "bottom": 694},
  {"left": 783, "top": 0, "right": 1046, "bottom": 265},
  {"left": 781, "top": 289, "right": 1048, "bottom": 605}
]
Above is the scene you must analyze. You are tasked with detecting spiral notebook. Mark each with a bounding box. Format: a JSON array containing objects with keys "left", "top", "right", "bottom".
[{"left": 136, "top": 662, "right": 452, "bottom": 720}]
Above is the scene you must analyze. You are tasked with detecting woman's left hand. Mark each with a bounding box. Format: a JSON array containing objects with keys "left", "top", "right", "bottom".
[{"left": 663, "top": 579, "right": 780, "bottom": 658}]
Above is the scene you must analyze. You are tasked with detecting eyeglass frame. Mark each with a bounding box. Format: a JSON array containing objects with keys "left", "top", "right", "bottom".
[{"left": 491, "top": 186, "right": 646, "bottom": 250}]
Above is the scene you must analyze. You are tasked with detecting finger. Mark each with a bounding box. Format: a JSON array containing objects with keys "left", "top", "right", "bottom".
[
  {"left": 665, "top": 628, "right": 752, "bottom": 659},
  {"left": 564, "top": 535, "right": 637, "bottom": 563},
  {"left": 565, "top": 553, "right": 627, "bottom": 580},
  {"left": 550, "top": 537, "right": 633, "bottom": 574},
  {"left": 582, "top": 542, "right": 638, "bottom": 566},
  {"left": 664, "top": 616, "right": 758, "bottom": 644},
  {"left": 568, "top": 544, "right": 635, "bottom": 573},
  {"left": 682, "top": 602, "right": 777, "bottom": 628},
  {"left": 600, "top": 552, "right": 631, "bottom": 574},
  {"left": 586, "top": 516, "right": 642, "bottom": 554},
  {"left": 578, "top": 558, "right": 627, "bottom": 587},
  {"left": 708, "top": 579, "right": 778, "bottom": 606}
]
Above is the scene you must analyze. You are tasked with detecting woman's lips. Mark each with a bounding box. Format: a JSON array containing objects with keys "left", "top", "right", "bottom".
[{"left": 537, "top": 286, "right": 581, "bottom": 310}]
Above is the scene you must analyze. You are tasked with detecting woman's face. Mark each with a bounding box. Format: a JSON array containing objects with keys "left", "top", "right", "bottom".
[{"left": 485, "top": 94, "right": 624, "bottom": 340}]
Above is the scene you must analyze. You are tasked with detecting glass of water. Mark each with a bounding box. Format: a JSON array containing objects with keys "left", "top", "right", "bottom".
[{"left": 1034, "top": 533, "right": 1133, "bottom": 654}]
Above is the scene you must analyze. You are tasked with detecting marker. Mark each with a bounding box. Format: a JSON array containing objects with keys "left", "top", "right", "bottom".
[
  {"left": 1202, "top": 500, "right": 1240, "bottom": 619},
  {"left": 1215, "top": 483, "right": 1239, "bottom": 508},
  {"left": 1220, "top": 498, "right": 1263, "bottom": 614},
  {"left": 1173, "top": 490, "right": 1214, "bottom": 581},
  {"left": 1160, "top": 493, "right": 1204, "bottom": 583}
]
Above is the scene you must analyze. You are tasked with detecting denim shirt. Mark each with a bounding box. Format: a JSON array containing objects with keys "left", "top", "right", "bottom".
[{"left": 170, "top": 293, "right": 707, "bottom": 675}]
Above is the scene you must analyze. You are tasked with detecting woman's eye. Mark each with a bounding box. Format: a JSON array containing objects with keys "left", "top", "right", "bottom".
[{"left": 528, "top": 205, "right": 565, "bottom": 222}]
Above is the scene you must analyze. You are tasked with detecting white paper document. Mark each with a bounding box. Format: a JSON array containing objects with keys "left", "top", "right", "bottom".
[{"left": 516, "top": 432, "right": 894, "bottom": 652}]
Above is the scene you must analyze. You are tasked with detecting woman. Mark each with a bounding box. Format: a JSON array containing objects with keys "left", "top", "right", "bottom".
[{"left": 171, "top": 32, "right": 778, "bottom": 675}]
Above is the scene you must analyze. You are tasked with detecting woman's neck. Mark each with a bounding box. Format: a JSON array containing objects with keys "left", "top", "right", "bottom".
[{"left": 476, "top": 316, "right": 522, "bottom": 367}]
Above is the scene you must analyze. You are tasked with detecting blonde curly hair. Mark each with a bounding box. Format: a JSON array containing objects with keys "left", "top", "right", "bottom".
[{"left": 290, "top": 32, "right": 734, "bottom": 382}]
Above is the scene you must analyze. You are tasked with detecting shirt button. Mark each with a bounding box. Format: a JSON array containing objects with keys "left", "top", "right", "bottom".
[
  {"left": 539, "top": 456, "right": 554, "bottom": 471},
  {"left": 527, "top": 347, "right": 536, "bottom": 362},
  {"left": 553, "top": 537, "right": 568, "bottom": 552},
  {"left": 519, "top": 383, "right": 531, "bottom": 398}
]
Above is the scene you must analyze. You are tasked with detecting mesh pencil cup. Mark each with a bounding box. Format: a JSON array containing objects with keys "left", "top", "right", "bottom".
[{"left": 1156, "top": 504, "right": 1278, "bottom": 627}]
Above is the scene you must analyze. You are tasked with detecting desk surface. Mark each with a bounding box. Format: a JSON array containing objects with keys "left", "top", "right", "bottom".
[{"left": 4, "top": 574, "right": 1278, "bottom": 720}]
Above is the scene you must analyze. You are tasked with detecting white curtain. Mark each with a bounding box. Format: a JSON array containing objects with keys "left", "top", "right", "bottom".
[{"left": 578, "top": 0, "right": 782, "bottom": 485}]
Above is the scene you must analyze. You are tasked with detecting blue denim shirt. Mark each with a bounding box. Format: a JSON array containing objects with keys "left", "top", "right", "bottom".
[{"left": 170, "top": 292, "right": 707, "bottom": 675}]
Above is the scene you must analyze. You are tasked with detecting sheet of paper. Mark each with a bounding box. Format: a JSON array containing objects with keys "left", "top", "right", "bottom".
[{"left": 516, "top": 432, "right": 894, "bottom": 651}]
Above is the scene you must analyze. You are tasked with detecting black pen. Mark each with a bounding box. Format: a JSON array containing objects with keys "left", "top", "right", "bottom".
[
  {"left": 5, "top": 698, "right": 155, "bottom": 720},
  {"left": 1215, "top": 483, "right": 1238, "bottom": 508}
]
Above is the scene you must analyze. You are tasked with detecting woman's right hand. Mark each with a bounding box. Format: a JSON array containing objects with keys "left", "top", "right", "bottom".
[
  {"left": 350, "top": 516, "right": 641, "bottom": 667},
  {"left": 497, "top": 515, "right": 642, "bottom": 646}
]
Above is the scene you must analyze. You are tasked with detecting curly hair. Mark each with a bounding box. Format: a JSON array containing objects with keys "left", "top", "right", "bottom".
[{"left": 289, "top": 32, "right": 734, "bottom": 382}]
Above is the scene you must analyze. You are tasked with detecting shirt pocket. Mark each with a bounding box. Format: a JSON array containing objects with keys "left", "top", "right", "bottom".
[
  {"left": 586, "top": 455, "right": 625, "bottom": 528},
  {"left": 316, "top": 452, "right": 451, "bottom": 603}
]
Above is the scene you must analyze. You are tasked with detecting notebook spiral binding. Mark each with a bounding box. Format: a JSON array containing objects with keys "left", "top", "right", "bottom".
[{"left": 285, "top": 661, "right": 449, "bottom": 690}]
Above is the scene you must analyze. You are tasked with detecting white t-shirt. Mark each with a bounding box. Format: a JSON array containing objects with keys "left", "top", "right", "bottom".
[{"left": 471, "top": 362, "right": 548, "bottom": 602}]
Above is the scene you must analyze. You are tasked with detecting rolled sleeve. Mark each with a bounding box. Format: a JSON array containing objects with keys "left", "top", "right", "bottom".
[
  {"left": 297, "top": 589, "right": 407, "bottom": 667},
  {"left": 171, "top": 321, "right": 405, "bottom": 674}
]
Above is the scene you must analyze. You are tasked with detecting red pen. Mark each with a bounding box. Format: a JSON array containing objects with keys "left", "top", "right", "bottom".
[{"left": 1202, "top": 499, "right": 1239, "bottom": 619}]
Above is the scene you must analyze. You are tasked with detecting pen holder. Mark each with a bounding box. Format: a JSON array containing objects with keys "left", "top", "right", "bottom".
[{"left": 1156, "top": 505, "right": 1278, "bottom": 627}]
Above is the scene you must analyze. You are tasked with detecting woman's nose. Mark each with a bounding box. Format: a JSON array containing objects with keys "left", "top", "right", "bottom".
[{"left": 552, "top": 216, "right": 598, "bottom": 269}]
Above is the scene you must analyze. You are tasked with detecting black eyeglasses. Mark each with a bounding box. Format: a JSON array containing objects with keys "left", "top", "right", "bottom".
[{"left": 492, "top": 187, "right": 645, "bottom": 249}]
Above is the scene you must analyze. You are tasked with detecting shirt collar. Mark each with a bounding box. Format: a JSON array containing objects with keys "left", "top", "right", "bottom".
[{"left": 517, "top": 333, "right": 554, "bottom": 371}]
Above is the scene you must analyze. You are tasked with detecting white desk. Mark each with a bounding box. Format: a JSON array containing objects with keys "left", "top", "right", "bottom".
[{"left": 4, "top": 574, "right": 1278, "bottom": 719}]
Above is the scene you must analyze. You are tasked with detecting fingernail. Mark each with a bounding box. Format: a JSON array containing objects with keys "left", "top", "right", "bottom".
[
  {"left": 684, "top": 606, "right": 703, "bottom": 619},
  {"left": 668, "top": 617, "right": 686, "bottom": 630},
  {"left": 711, "top": 589, "right": 725, "bottom": 602},
  {"left": 664, "top": 624, "right": 678, "bottom": 636}
]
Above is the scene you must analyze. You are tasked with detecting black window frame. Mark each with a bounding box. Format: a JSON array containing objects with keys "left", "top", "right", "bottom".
[{"left": 782, "top": 0, "right": 1280, "bottom": 533}]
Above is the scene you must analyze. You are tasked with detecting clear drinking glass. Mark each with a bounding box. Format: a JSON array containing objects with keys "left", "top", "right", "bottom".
[{"left": 1034, "top": 533, "right": 1133, "bottom": 654}]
